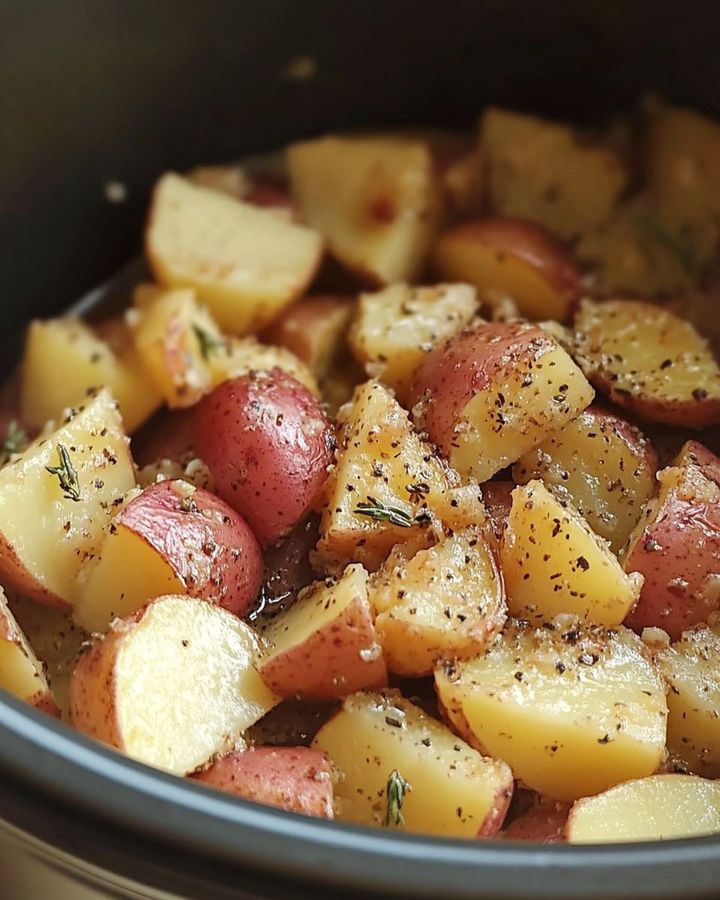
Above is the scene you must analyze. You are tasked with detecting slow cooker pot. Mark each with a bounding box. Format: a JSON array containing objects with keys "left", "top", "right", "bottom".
[{"left": 3, "top": 1, "right": 720, "bottom": 896}]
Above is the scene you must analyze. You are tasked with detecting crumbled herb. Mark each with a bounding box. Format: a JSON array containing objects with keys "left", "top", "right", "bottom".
[
  {"left": 1, "top": 420, "right": 27, "bottom": 462},
  {"left": 192, "top": 324, "right": 227, "bottom": 360},
  {"left": 355, "top": 497, "right": 414, "bottom": 528},
  {"left": 384, "top": 770, "right": 410, "bottom": 828},
  {"left": 45, "top": 443, "right": 81, "bottom": 501}
]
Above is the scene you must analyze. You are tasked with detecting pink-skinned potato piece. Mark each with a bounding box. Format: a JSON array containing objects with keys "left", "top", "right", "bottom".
[{"left": 193, "top": 746, "right": 334, "bottom": 818}]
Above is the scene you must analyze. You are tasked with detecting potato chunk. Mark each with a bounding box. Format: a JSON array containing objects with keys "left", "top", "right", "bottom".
[
  {"left": 0, "top": 390, "right": 135, "bottom": 611},
  {"left": 480, "top": 107, "right": 626, "bottom": 239},
  {"left": 349, "top": 283, "right": 478, "bottom": 402},
  {"left": 288, "top": 136, "right": 440, "bottom": 284},
  {"left": 369, "top": 528, "right": 506, "bottom": 676},
  {"left": 314, "top": 381, "right": 486, "bottom": 573},
  {"left": 0, "top": 590, "right": 59, "bottom": 716},
  {"left": 312, "top": 689, "right": 513, "bottom": 837},
  {"left": 575, "top": 299, "right": 720, "bottom": 428},
  {"left": 146, "top": 173, "right": 323, "bottom": 335},
  {"left": 567, "top": 775, "right": 720, "bottom": 843},
  {"left": 513, "top": 406, "right": 658, "bottom": 553},
  {"left": 501, "top": 481, "right": 642, "bottom": 626},
  {"left": 71, "top": 595, "right": 278, "bottom": 775},
  {"left": 409, "top": 323, "right": 594, "bottom": 483},
  {"left": 435, "top": 618, "right": 667, "bottom": 801},
  {"left": 206, "top": 335, "right": 319, "bottom": 396}
]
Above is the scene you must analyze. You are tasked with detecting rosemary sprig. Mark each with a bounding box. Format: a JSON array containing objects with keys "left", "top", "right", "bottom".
[
  {"left": 45, "top": 443, "right": 81, "bottom": 501},
  {"left": 1, "top": 420, "right": 27, "bottom": 461},
  {"left": 192, "top": 323, "right": 228, "bottom": 360},
  {"left": 354, "top": 497, "right": 415, "bottom": 528},
  {"left": 384, "top": 769, "right": 410, "bottom": 828}
]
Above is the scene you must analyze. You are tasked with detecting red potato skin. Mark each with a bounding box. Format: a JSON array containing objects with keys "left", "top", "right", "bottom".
[
  {"left": 193, "top": 747, "right": 334, "bottom": 818},
  {"left": 0, "top": 599, "right": 61, "bottom": 718},
  {"left": 70, "top": 623, "right": 128, "bottom": 748},
  {"left": 408, "top": 323, "right": 554, "bottom": 457},
  {"left": 193, "top": 370, "right": 335, "bottom": 547},
  {"left": 0, "top": 538, "right": 71, "bottom": 612},
  {"left": 503, "top": 801, "right": 569, "bottom": 843},
  {"left": 131, "top": 407, "right": 196, "bottom": 467},
  {"left": 119, "top": 481, "right": 263, "bottom": 618},
  {"left": 676, "top": 440, "right": 720, "bottom": 486}
]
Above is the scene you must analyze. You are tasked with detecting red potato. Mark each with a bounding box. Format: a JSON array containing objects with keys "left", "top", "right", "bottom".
[
  {"left": 676, "top": 439, "right": 720, "bottom": 486},
  {"left": 503, "top": 800, "right": 569, "bottom": 843},
  {"left": 193, "top": 747, "right": 333, "bottom": 819},
  {"left": 193, "top": 370, "right": 335, "bottom": 547},
  {"left": 432, "top": 218, "right": 582, "bottom": 321}
]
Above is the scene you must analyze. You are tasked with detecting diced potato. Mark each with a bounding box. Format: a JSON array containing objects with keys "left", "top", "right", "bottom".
[
  {"left": 71, "top": 595, "right": 279, "bottom": 775},
  {"left": 435, "top": 618, "right": 667, "bottom": 801},
  {"left": 349, "top": 283, "right": 478, "bottom": 402},
  {"left": 288, "top": 137, "right": 440, "bottom": 285},
  {"left": 567, "top": 775, "right": 720, "bottom": 843},
  {"left": 0, "top": 589, "right": 59, "bottom": 716},
  {"left": 480, "top": 107, "right": 627, "bottom": 239},
  {"left": 312, "top": 689, "right": 513, "bottom": 837},
  {"left": 206, "top": 335, "right": 319, "bottom": 396},
  {"left": 369, "top": 528, "right": 506, "bottom": 676},
  {"left": 501, "top": 481, "right": 642, "bottom": 626},
  {"left": 658, "top": 625, "right": 720, "bottom": 777},
  {"left": 513, "top": 406, "right": 658, "bottom": 554},
  {"left": 259, "top": 564, "right": 387, "bottom": 699},
  {"left": 574, "top": 299, "right": 720, "bottom": 428},
  {"left": 20, "top": 318, "right": 161, "bottom": 433},
  {"left": 0, "top": 390, "right": 135, "bottom": 611},
  {"left": 146, "top": 173, "right": 323, "bottom": 335},
  {"left": 314, "top": 381, "right": 486, "bottom": 574}
]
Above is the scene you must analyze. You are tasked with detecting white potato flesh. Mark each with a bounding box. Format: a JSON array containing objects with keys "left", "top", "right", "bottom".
[{"left": 0, "top": 590, "right": 58, "bottom": 714}]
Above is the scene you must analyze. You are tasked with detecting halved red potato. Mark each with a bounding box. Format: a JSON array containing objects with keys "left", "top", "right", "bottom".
[
  {"left": 193, "top": 371, "right": 334, "bottom": 547},
  {"left": 566, "top": 775, "right": 720, "bottom": 843},
  {"left": 513, "top": 405, "right": 658, "bottom": 553},
  {"left": 259, "top": 563, "right": 386, "bottom": 700},
  {"left": 409, "top": 322, "right": 594, "bottom": 483},
  {"left": 435, "top": 618, "right": 667, "bottom": 801},
  {"left": 432, "top": 218, "right": 582, "bottom": 321},
  {"left": 623, "top": 461, "right": 720, "bottom": 639},
  {"left": 193, "top": 746, "right": 333, "bottom": 818},
  {"left": 574, "top": 299, "right": 720, "bottom": 428},
  {"left": 503, "top": 798, "right": 569, "bottom": 843},
  {"left": 0, "top": 589, "right": 59, "bottom": 717},
  {"left": 74, "top": 480, "right": 263, "bottom": 633},
  {"left": 146, "top": 173, "right": 323, "bottom": 336},
  {"left": 312, "top": 689, "right": 513, "bottom": 837},
  {"left": 71, "top": 594, "right": 279, "bottom": 775}
]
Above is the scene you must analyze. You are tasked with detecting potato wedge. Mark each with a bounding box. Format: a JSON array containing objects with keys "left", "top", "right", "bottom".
[
  {"left": 71, "top": 594, "right": 278, "bottom": 775},
  {"left": 513, "top": 406, "right": 658, "bottom": 553},
  {"left": 205, "top": 335, "right": 319, "bottom": 396},
  {"left": 567, "top": 775, "right": 720, "bottom": 843},
  {"left": 314, "top": 381, "right": 486, "bottom": 573},
  {"left": 574, "top": 299, "right": 720, "bottom": 428},
  {"left": 312, "top": 689, "right": 513, "bottom": 837},
  {"left": 348, "top": 283, "right": 478, "bottom": 402},
  {"left": 369, "top": 528, "right": 505, "bottom": 676},
  {"left": 0, "top": 390, "right": 135, "bottom": 611},
  {"left": 259, "top": 564, "right": 386, "bottom": 700},
  {"left": 20, "top": 317, "right": 161, "bottom": 433},
  {"left": 432, "top": 219, "right": 582, "bottom": 321},
  {"left": 501, "top": 480, "right": 642, "bottom": 626},
  {"left": 194, "top": 746, "right": 334, "bottom": 818},
  {"left": 146, "top": 173, "right": 323, "bottom": 335},
  {"left": 0, "top": 589, "right": 59, "bottom": 716},
  {"left": 409, "top": 323, "right": 594, "bottom": 483},
  {"left": 287, "top": 136, "right": 440, "bottom": 285},
  {"left": 435, "top": 618, "right": 667, "bottom": 801}
]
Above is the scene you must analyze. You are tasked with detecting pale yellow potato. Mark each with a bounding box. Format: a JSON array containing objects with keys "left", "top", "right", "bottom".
[
  {"left": 288, "top": 136, "right": 440, "bottom": 285},
  {"left": 0, "top": 589, "right": 59, "bottom": 716},
  {"left": 206, "top": 335, "right": 319, "bottom": 396},
  {"left": 348, "top": 283, "right": 478, "bottom": 402},
  {"left": 574, "top": 299, "right": 720, "bottom": 428},
  {"left": 312, "top": 689, "right": 513, "bottom": 837},
  {"left": 146, "top": 173, "right": 323, "bottom": 335},
  {"left": 567, "top": 775, "right": 720, "bottom": 843},
  {"left": 513, "top": 406, "right": 658, "bottom": 553},
  {"left": 501, "top": 480, "right": 643, "bottom": 626},
  {"left": 480, "top": 107, "right": 627, "bottom": 239},
  {"left": 369, "top": 528, "right": 506, "bottom": 676},
  {"left": 434, "top": 618, "right": 667, "bottom": 801},
  {"left": 259, "top": 563, "right": 386, "bottom": 699},
  {"left": 657, "top": 625, "right": 720, "bottom": 778},
  {"left": 0, "top": 390, "right": 135, "bottom": 611},
  {"left": 71, "top": 594, "right": 278, "bottom": 775},
  {"left": 20, "top": 317, "right": 161, "bottom": 433},
  {"left": 314, "top": 380, "right": 486, "bottom": 574}
]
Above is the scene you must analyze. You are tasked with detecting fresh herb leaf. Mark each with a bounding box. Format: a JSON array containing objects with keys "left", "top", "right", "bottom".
[
  {"left": 1, "top": 420, "right": 27, "bottom": 461},
  {"left": 384, "top": 769, "right": 410, "bottom": 827},
  {"left": 192, "top": 324, "right": 227, "bottom": 360},
  {"left": 638, "top": 215, "right": 693, "bottom": 272},
  {"left": 45, "top": 443, "right": 81, "bottom": 501},
  {"left": 354, "top": 497, "right": 415, "bottom": 528}
]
